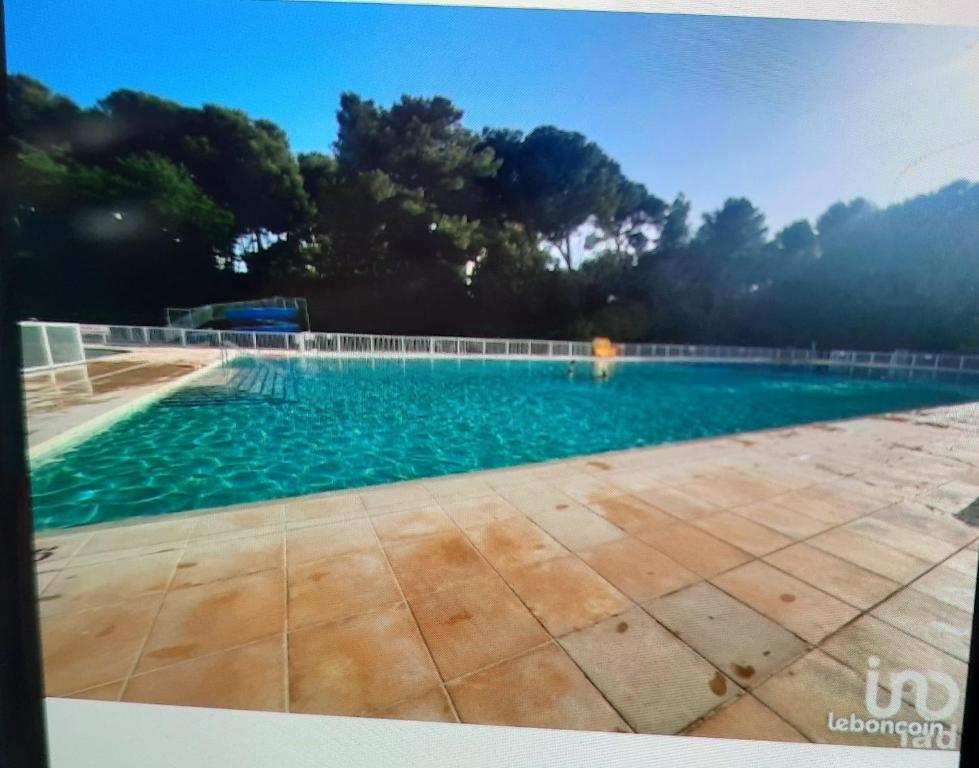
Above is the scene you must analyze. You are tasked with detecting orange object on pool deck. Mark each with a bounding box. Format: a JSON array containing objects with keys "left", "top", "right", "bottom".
[{"left": 592, "top": 337, "right": 618, "bottom": 358}]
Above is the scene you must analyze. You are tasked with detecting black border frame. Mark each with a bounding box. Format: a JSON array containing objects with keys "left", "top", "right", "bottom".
[
  {"left": 0, "top": 0, "right": 49, "bottom": 765},
  {"left": 0, "top": 3, "right": 976, "bottom": 766}
]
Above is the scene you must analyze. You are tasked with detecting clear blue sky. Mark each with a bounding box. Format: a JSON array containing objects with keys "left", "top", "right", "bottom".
[{"left": 7, "top": 0, "right": 979, "bottom": 232}]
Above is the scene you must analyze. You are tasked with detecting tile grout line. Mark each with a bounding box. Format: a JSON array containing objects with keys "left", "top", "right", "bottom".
[
  {"left": 438, "top": 498, "right": 644, "bottom": 732},
  {"left": 281, "top": 523, "right": 291, "bottom": 713},
  {"left": 115, "top": 536, "right": 188, "bottom": 701},
  {"left": 401, "top": 495, "right": 638, "bottom": 731},
  {"left": 363, "top": 505, "right": 463, "bottom": 723}
]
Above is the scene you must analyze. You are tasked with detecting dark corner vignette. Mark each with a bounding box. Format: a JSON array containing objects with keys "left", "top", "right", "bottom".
[
  {"left": 962, "top": 567, "right": 979, "bottom": 765},
  {"left": 0, "top": 0, "right": 50, "bottom": 766}
]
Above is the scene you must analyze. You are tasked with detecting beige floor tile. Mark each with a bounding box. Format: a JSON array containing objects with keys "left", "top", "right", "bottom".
[
  {"left": 754, "top": 650, "right": 920, "bottom": 747},
  {"left": 821, "top": 615, "right": 967, "bottom": 726},
  {"left": 807, "top": 527, "right": 931, "bottom": 583},
  {"left": 807, "top": 479, "right": 895, "bottom": 513},
  {"left": 876, "top": 502, "right": 979, "bottom": 546},
  {"left": 645, "top": 582, "right": 807, "bottom": 688},
  {"left": 410, "top": 576, "right": 550, "bottom": 680},
  {"left": 172, "top": 532, "right": 283, "bottom": 589},
  {"left": 66, "top": 680, "right": 126, "bottom": 702},
  {"left": 124, "top": 636, "right": 285, "bottom": 712},
  {"left": 440, "top": 496, "right": 520, "bottom": 529},
  {"left": 63, "top": 542, "right": 186, "bottom": 569},
  {"left": 547, "top": 475, "right": 623, "bottom": 505},
  {"left": 288, "top": 548, "right": 402, "bottom": 629},
  {"left": 691, "top": 512, "right": 793, "bottom": 557},
  {"left": 910, "top": 564, "right": 976, "bottom": 613},
  {"left": 424, "top": 476, "right": 494, "bottom": 503},
  {"left": 588, "top": 495, "right": 678, "bottom": 536},
  {"left": 77, "top": 518, "right": 196, "bottom": 556},
  {"left": 285, "top": 493, "right": 365, "bottom": 526},
  {"left": 35, "top": 556, "right": 71, "bottom": 576},
  {"left": 559, "top": 608, "right": 738, "bottom": 734},
  {"left": 41, "top": 550, "right": 180, "bottom": 615},
  {"left": 604, "top": 469, "right": 667, "bottom": 494},
  {"left": 482, "top": 467, "right": 541, "bottom": 489},
  {"left": 730, "top": 501, "right": 830, "bottom": 539},
  {"left": 871, "top": 589, "right": 972, "bottom": 662},
  {"left": 137, "top": 569, "right": 284, "bottom": 672},
  {"left": 360, "top": 484, "right": 434, "bottom": 511},
  {"left": 944, "top": 547, "right": 979, "bottom": 577},
  {"left": 33, "top": 531, "right": 92, "bottom": 564},
  {"left": 636, "top": 487, "right": 720, "bottom": 521},
  {"left": 386, "top": 530, "right": 497, "bottom": 598},
  {"left": 448, "top": 643, "right": 630, "bottom": 732},
  {"left": 580, "top": 536, "right": 699, "bottom": 602},
  {"left": 372, "top": 506, "right": 455, "bottom": 544},
  {"left": 465, "top": 517, "right": 566, "bottom": 575},
  {"left": 768, "top": 490, "right": 865, "bottom": 526},
  {"left": 193, "top": 504, "right": 286, "bottom": 538},
  {"left": 289, "top": 603, "right": 440, "bottom": 716},
  {"left": 500, "top": 482, "right": 578, "bottom": 516},
  {"left": 528, "top": 505, "right": 625, "bottom": 552},
  {"left": 370, "top": 686, "right": 458, "bottom": 723},
  {"left": 678, "top": 475, "right": 784, "bottom": 509},
  {"left": 41, "top": 595, "right": 162, "bottom": 696},
  {"left": 686, "top": 694, "right": 807, "bottom": 742},
  {"left": 843, "top": 516, "right": 959, "bottom": 563},
  {"left": 713, "top": 561, "right": 859, "bottom": 644},
  {"left": 286, "top": 518, "right": 376, "bottom": 565},
  {"left": 503, "top": 555, "right": 631, "bottom": 636},
  {"left": 637, "top": 522, "right": 752, "bottom": 578},
  {"left": 35, "top": 571, "right": 58, "bottom": 594},
  {"left": 764, "top": 544, "right": 900, "bottom": 610}
]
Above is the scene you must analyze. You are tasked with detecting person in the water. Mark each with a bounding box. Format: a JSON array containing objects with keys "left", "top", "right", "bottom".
[{"left": 567, "top": 360, "right": 576, "bottom": 377}]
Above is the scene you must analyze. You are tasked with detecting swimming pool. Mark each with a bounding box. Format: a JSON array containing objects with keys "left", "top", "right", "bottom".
[{"left": 31, "top": 357, "right": 979, "bottom": 529}]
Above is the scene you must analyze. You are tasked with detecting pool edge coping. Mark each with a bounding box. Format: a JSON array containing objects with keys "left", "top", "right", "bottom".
[
  {"left": 28, "top": 356, "right": 232, "bottom": 467},
  {"left": 31, "top": 398, "right": 979, "bottom": 538}
]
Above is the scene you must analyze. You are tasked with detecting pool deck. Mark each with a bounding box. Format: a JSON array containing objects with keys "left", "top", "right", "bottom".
[
  {"left": 31, "top": 371, "right": 979, "bottom": 746},
  {"left": 24, "top": 348, "right": 221, "bottom": 454}
]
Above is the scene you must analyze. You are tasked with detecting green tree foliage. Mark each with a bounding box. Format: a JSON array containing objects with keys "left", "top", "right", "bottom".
[
  {"left": 8, "top": 75, "right": 979, "bottom": 349},
  {"left": 7, "top": 74, "right": 83, "bottom": 149},
  {"left": 481, "top": 126, "right": 628, "bottom": 269}
]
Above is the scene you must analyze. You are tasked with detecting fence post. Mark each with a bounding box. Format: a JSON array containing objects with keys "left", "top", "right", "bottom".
[
  {"left": 180, "top": 328, "right": 187, "bottom": 346},
  {"left": 39, "top": 325, "right": 54, "bottom": 368}
]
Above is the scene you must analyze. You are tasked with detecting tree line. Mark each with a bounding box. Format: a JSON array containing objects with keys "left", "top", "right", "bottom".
[{"left": 7, "top": 74, "right": 979, "bottom": 350}]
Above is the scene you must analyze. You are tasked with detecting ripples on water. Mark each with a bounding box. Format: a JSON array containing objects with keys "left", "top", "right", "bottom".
[{"left": 31, "top": 358, "right": 979, "bottom": 528}]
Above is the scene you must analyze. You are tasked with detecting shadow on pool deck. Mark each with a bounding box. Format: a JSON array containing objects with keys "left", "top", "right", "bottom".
[{"left": 32, "top": 400, "right": 979, "bottom": 747}]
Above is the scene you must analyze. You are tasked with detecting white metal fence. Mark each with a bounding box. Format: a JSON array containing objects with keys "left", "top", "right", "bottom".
[
  {"left": 57, "top": 322, "right": 979, "bottom": 375},
  {"left": 20, "top": 321, "right": 86, "bottom": 372}
]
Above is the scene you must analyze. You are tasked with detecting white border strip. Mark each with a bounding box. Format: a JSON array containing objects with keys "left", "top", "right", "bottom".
[
  {"left": 45, "top": 698, "right": 959, "bottom": 768},
  {"left": 298, "top": 0, "right": 979, "bottom": 27}
]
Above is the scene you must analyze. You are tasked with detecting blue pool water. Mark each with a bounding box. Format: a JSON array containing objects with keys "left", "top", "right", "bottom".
[{"left": 31, "top": 358, "right": 979, "bottom": 529}]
